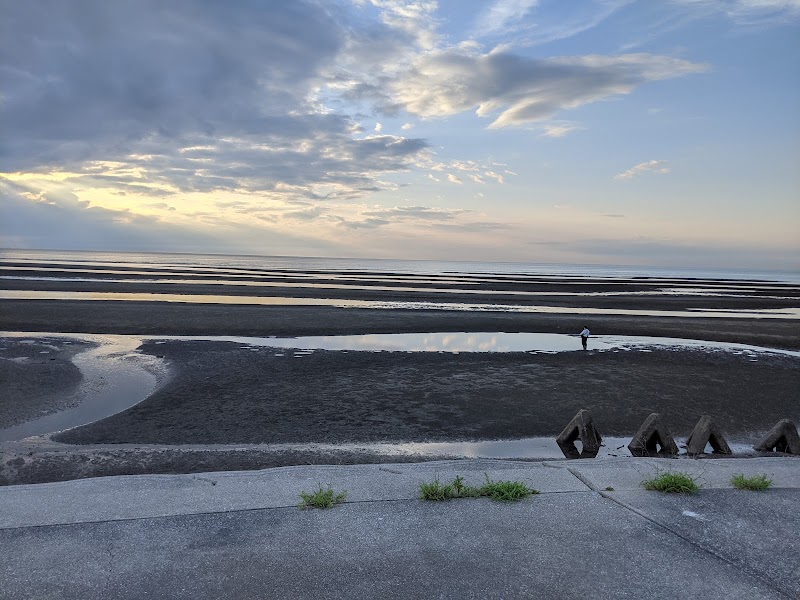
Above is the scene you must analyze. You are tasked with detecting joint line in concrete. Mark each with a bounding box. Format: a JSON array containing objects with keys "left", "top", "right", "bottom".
[
  {"left": 565, "top": 467, "right": 598, "bottom": 491},
  {"left": 598, "top": 491, "right": 793, "bottom": 599}
]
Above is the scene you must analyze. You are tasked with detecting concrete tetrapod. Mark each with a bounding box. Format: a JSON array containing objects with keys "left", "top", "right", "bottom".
[
  {"left": 556, "top": 409, "right": 603, "bottom": 459},
  {"left": 754, "top": 419, "right": 800, "bottom": 454},
  {"left": 628, "top": 413, "right": 679, "bottom": 457},
  {"left": 685, "top": 415, "right": 732, "bottom": 456}
]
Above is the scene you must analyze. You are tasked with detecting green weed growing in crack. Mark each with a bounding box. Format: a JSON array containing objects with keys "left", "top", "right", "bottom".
[
  {"left": 299, "top": 485, "right": 347, "bottom": 509},
  {"left": 642, "top": 471, "right": 699, "bottom": 494},
  {"left": 731, "top": 473, "right": 772, "bottom": 491},
  {"left": 419, "top": 474, "right": 537, "bottom": 502}
]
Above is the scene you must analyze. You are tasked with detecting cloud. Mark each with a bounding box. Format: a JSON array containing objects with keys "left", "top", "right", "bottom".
[
  {"left": 0, "top": 182, "right": 207, "bottom": 251},
  {"left": 447, "top": 174, "right": 463, "bottom": 184},
  {"left": 475, "top": 0, "right": 540, "bottom": 36},
  {"left": 484, "top": 171, "right": 505, "bottom": 183},
  {"left": 1, "top": 0, "right": 706, "bottom": 217},
  {"left": 433, "top": 220, "right": 511, "bottom": 232},
  {"left": 401, "top": 123, "right": 414, "bottom": 129},
  {"left": 361, "top": 205, "right": 468, "bottom": 220},
  {"left": 670, "top": 0, "right": 800, "bottom": 24},
  {"left": 332, "top": 204, "right": 509, "bottom": 234},
  {"left": 336, "top": 216, "right": 391, "bottom": 230},
  {"left": 472, "top": 0, "right": 637, "bottom": 47},
  {"left": 382, "top": 48, "right": 707, "bottom": 128},
  {"left": 147, "top": 202, "right": 177, "bottom": 211},
  {"left": 282, "top": 206, "right": 328, "bottom": 221},
  {"left": 541, "top": 122, "right": 583, "bottom": 138},
  {"left": 0, "top": 181, "right": 344, "bottom": 254},
  {"left": 614, "top": 160, "right": 671, "bottom": 180},
  {"left": 0, "top": 0, "right": 430, "bottom": 206}
]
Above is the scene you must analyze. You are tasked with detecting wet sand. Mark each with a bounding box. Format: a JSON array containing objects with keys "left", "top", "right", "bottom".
[
  {"left": 55, "top": 341, "right": 800, "bottom": 446},
  {"left": 2, "top": 300, "right": 799, "bottom": 349},
  {"left": 3, "top": 335, "right": 798, "bottom": 485},
  {"left": 3, "top": 277, "right": 799, "bottom": 311},
  {"left": 0, "top": 337, "right": 92, "bottom": 428}
]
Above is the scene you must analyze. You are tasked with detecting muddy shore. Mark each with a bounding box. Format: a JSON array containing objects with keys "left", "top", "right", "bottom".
[
  {"left": 0, "top": 337, "right": 92, "bottom": 428},
  {"left": 55, "top": 341, "right": 799, "bottom": 446},
  {"left": 2, "top": 298, "right": 799, "bottom": 485}
]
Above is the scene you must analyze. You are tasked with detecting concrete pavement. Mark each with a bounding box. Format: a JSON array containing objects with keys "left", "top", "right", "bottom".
[{"left": 2, "top": 457, "right": 799, "bottom": 599}]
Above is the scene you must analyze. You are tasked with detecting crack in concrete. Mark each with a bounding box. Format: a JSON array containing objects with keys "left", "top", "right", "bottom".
[
  {"left": 101, "top": 536, "right": 115, "bottom": 599},
  {"left": 565, "top": 467, "right": 598, "bottom": 491}
]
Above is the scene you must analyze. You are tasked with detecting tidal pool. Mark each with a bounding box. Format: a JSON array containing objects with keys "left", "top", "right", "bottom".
[{"left": 151, "top": 331, "right": 800, "bottom": 356}]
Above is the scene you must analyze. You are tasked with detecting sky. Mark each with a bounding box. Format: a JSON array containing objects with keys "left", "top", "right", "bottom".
[{"left": 1, "top": 0, "right": 798, "bottom": 269}]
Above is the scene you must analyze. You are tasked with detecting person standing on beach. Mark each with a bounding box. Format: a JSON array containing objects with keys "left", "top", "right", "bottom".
[{"left": 580, "top": 326, "right": 590, "bottom": 350}]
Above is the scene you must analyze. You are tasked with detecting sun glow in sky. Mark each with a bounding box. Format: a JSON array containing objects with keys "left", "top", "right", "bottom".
[{"left": 1, "top": 0, "right": 798, "bottom": 269}]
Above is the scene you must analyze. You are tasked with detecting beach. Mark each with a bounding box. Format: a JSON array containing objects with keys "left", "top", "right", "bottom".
[
  {"left": 54, "top": 340, "right": 799, "bottom": 445},
  {"left": 1, "top": 251, "right": 798, "bottom": 484}
]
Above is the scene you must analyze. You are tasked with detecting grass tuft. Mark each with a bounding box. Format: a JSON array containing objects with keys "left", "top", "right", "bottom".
[
  {"left": 419, "top": 478, "right": 454, "bottom": 501},
  {"left": 642, "top": 471, "right": 699, "bottom": 494},
  {"left": 299, "top": 485, "right": 347, "bottom": 509},
  {"left": 419, "top": 474, "right": 538, "bottom": 503},
  {"left": 731, "top": 473, "right": 772, "bottom": 491}
]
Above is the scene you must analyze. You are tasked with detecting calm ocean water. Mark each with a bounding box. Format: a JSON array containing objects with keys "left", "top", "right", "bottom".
[{"left": 2, "top": 248, "right": 799, "bottom": 283}]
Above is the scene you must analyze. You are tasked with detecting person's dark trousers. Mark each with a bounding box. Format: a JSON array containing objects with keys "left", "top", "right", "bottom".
[{"left": 581, "top": 336, "right": 588, "bottom": 350}]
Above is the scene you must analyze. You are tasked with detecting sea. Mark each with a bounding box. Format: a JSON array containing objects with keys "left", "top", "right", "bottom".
[{"left": 2, "top": 248, "right": 799, "bottom": 282}]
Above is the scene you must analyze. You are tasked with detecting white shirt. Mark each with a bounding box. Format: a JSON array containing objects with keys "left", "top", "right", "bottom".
[{"left": 580, "top": 328, "right": 590, "bottom": 337}]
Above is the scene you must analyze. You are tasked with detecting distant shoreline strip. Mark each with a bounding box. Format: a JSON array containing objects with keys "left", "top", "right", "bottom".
[{"left": 1, "top": 290, "right": 797, "bottom": 319}]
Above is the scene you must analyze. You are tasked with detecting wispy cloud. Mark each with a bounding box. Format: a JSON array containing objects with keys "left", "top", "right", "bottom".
[
  {"left": 614, "top": 160, "right": 671, "bottom": 180},
  {"left": 355, "top": 0, "right": 440, "bottom": 49},
  {"left": 540, "top": 122, "right": 583, "bottom": 138},
  {"left": 670, "top": 0, "right": 800, "bottom": 25},
  {"left": 475, "top": 0, "right": 539, "bottom": 36},
  {"left": 518, "top": 0, "right": 635, "bottom": 46},
  {"left": 333, "top": 204, "right": 470, "bottom": 230},
  {"left": 362, "top": 205, "right": 468, "bottom": 220}
]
